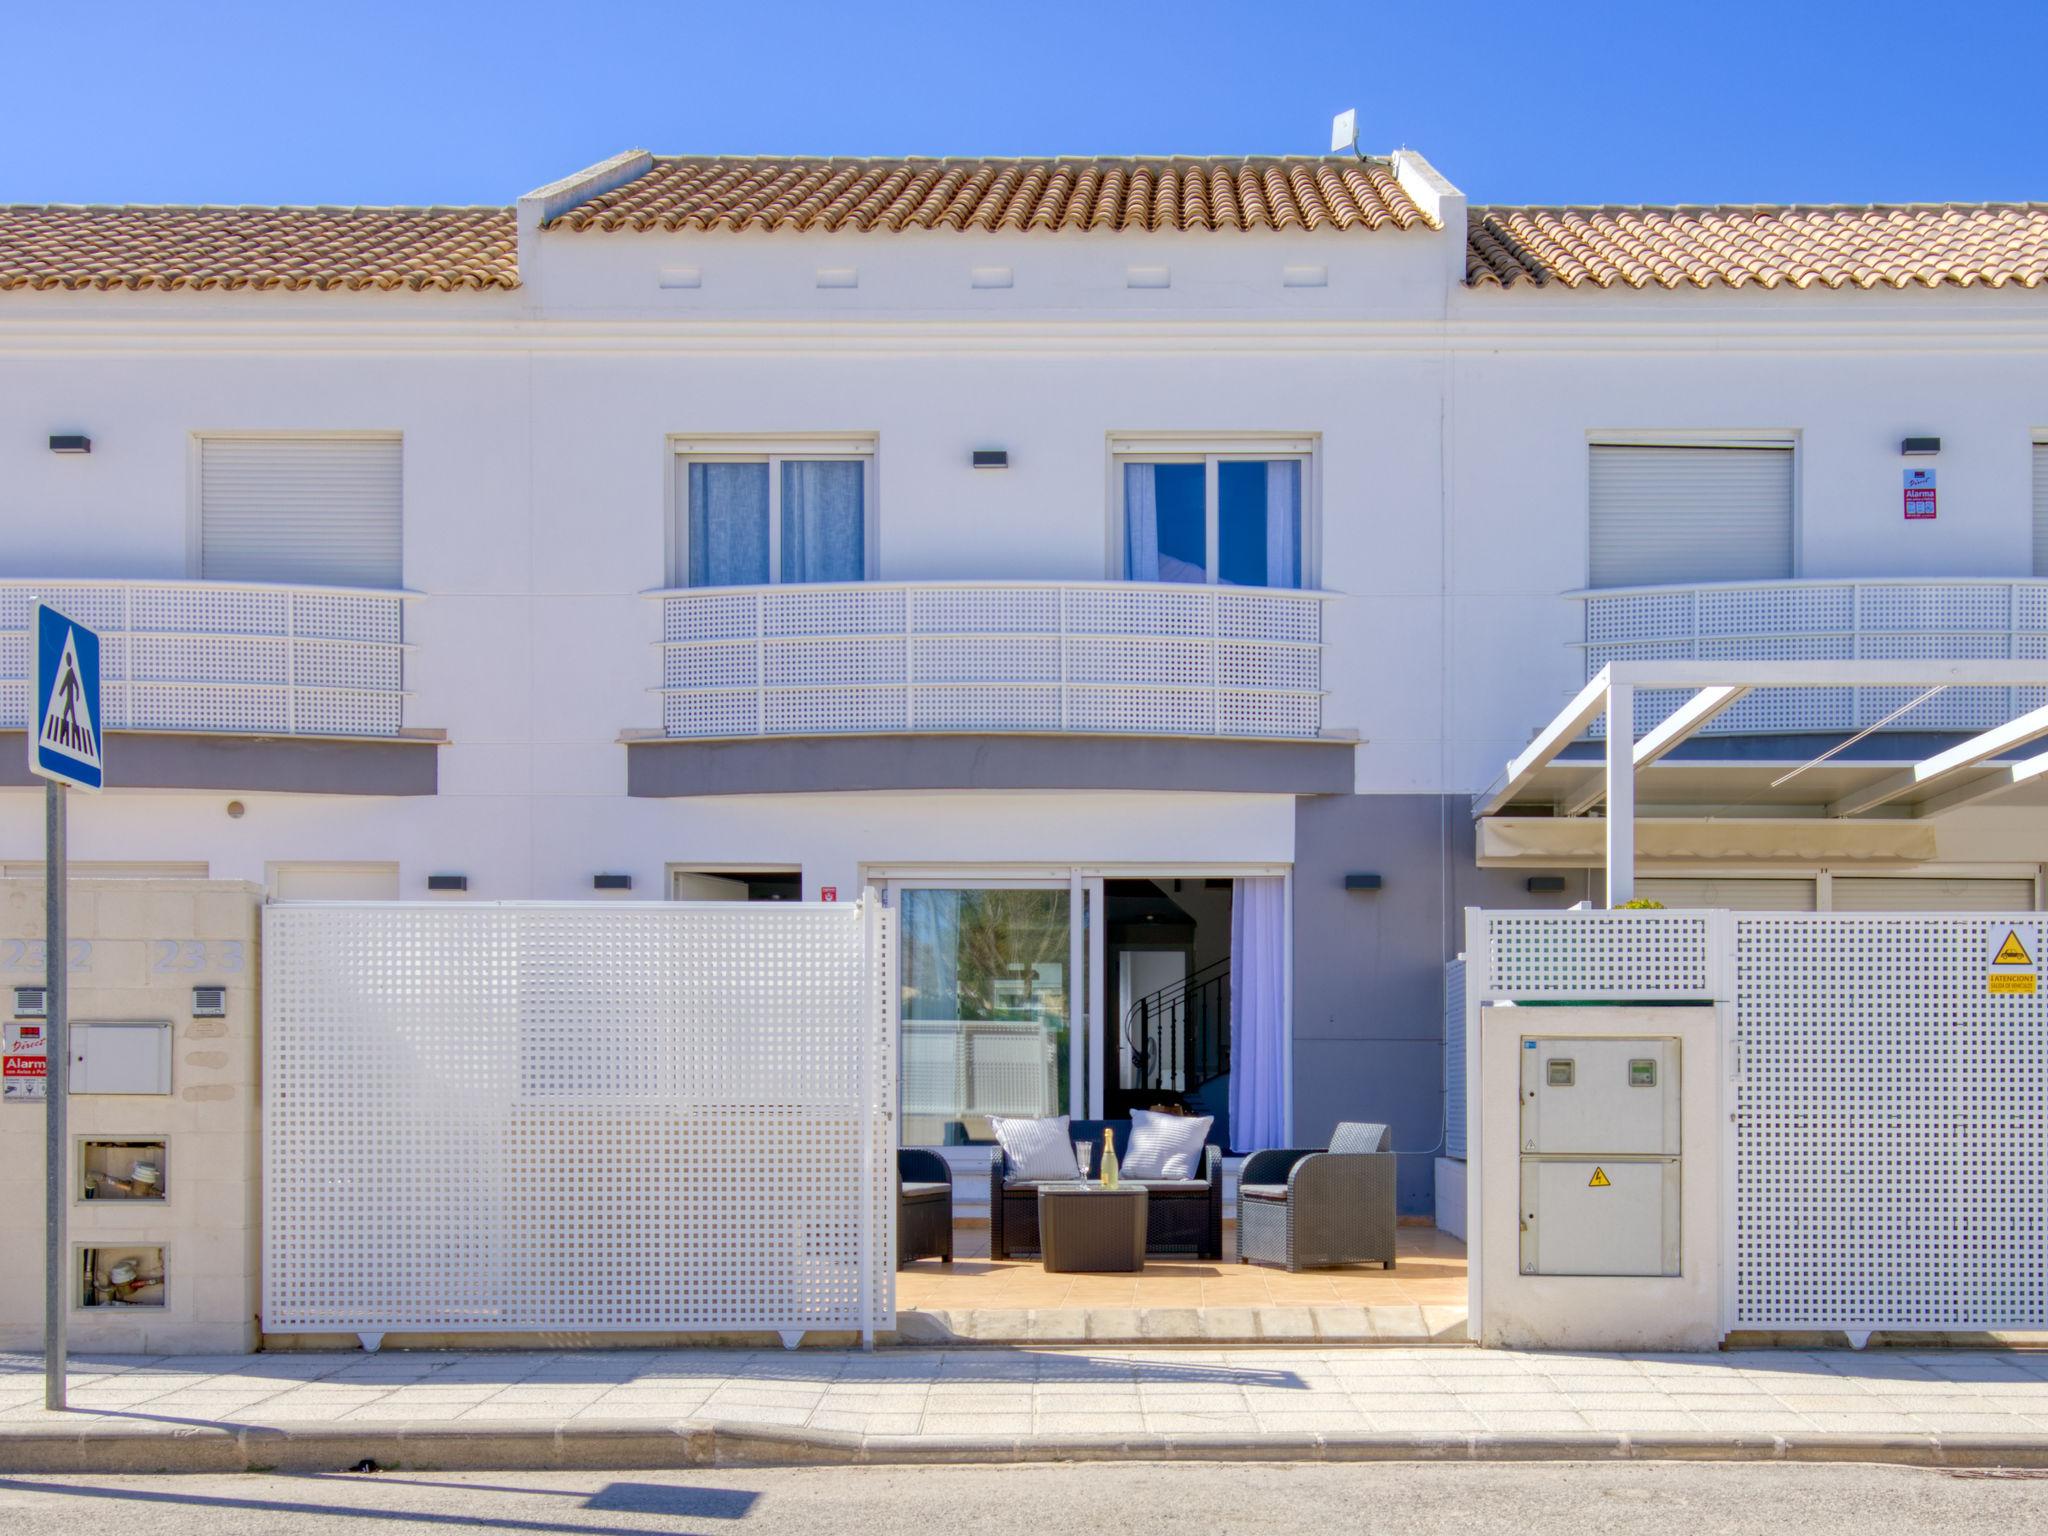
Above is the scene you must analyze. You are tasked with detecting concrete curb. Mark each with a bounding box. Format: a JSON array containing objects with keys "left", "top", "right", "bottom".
[{"left": 6, "top": 1418, "right": 2048, "bottom": 1474}]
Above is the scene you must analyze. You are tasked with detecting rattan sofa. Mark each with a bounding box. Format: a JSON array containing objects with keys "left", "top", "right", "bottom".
[
  {"left": 1236, "top": 1121, "right": 1398, "bottom": 1272},
  {"left": 990, "top": 1118, "right": 1223, "bottom": 1260},
  {"left": 898, "top": 1147, "right": 954, "bottom": 1266}
]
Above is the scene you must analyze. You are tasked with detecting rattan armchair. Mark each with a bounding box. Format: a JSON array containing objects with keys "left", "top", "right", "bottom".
[
  {"left": 898, "top": 1147, "right": 954, "bottom": 1266},
  {"left": 1236, "top": 1121, "right": 1398, "bottom": 1272}
]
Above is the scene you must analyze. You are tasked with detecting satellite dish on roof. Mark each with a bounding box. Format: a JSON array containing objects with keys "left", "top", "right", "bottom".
[{"left": 1330, "top": 109, "right": 1359, "bottom": 156}]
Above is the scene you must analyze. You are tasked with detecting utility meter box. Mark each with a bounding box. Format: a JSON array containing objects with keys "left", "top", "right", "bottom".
[
  {"left": 1521, "top": 1159, "right": 1681, "bottom": 1277},
  {"left": 68, "top": 1022, "right": 173, "bottom": 1095},
  {"left": 1520, "top": 1037, "right": 1680, "bottom": 1155},
  {"left": 1519, "top": 1034, "right": 1681, "bottom": 1278}
]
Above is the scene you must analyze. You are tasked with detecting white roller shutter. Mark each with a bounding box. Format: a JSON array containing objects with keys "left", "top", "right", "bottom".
[
  {"left": 199, "top": 436, "right": 402, "bottom": 588},
  {"left": 1831, "top": 876, "right": 2038, "bottom": 912},
  {"left": 1589, "top": 444, "right": 1794, "bottom": 588},
  {"left": 1636, "top": 877, "right": 1817, "bottom": 911},
  {"left": 2033, "top": 443, "right": 2048, "bottom": 576}
]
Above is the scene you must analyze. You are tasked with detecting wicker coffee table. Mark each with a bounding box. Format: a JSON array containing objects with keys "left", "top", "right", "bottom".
[{"left": 1036, "top": 1183, "right": 1148, "bottom": 1273}]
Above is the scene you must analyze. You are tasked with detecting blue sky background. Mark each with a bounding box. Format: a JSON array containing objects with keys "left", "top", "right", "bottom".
[{"left": 4, "top": 1, "right": 2043, "bottom": 207}]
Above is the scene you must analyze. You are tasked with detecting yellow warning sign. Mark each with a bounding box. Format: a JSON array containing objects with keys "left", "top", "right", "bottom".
[
  {"left": 1994, "top": 930, "right": 2034, "bottom": 967},
  {"left": 1588, "top": 1167, "right": 1611, "bottom": 1189},
  {"left": 1989, "top": 972, "right": 2038, "bottom": 996}
]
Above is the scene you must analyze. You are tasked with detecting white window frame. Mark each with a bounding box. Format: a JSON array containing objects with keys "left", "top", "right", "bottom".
[
  {"left": 186, "top": 430, "right": 404, "bottom": 583},
  {"left": 668, "top": 436, "right": 878, "bottom": 589},
  {"left": 1108, "top": 435, "right": 1318, "bottom": 589},
  {"left": 1584, "top": 431, "right": 1802, "bottom": 587}
]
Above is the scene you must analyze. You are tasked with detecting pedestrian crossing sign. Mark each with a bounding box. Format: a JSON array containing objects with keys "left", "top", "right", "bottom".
[{"left": 29, "top": 601, "right": 103, "bottom": 792}]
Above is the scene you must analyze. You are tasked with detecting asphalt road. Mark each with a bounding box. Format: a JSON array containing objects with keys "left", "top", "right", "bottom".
[{"left": 3, "top": 1461, "right": 2047, "bottom": 1535}]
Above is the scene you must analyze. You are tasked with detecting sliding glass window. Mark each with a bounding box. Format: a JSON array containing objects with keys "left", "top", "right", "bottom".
[
  {"left": 674, "top": 445, "right": 873, "bottom": 587},
  {"left": 1119, "top": 450, "right": 1307, "bottom": 588}
]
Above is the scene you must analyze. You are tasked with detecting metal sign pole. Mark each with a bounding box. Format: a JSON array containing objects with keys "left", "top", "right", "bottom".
[{"left": 44, "top": 778, "right": 67, "bottom": 1411}]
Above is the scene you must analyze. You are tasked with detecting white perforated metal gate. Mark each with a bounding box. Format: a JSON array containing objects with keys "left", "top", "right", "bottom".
[
  {"left": 1470, "top": 909, "right": 2048, "bottom": 1336},
  {"left": 263, "top": 899, "right": 897, "bottom": 1344}
]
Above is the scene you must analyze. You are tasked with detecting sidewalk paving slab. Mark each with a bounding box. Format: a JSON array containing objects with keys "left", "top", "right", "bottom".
[{"left": 6, "top": 1346, "right": 2048, "bottom": 1471}]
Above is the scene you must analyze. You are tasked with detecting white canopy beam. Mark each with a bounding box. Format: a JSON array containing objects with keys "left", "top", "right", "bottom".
[
  {"left": 1561, "top": 684, "right": 1751, "bottom": 816},
  {"left": 1827, "top": 701, "right": 2048, "bottom": 818},
  {"left": 1913, "top": 747, "right": 2048, "bottom": 818},
  {"left": 1472, "top": 667, "right": 1613, "bottom": 818}
]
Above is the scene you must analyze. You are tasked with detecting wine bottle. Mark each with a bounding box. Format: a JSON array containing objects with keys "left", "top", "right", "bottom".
[{"left": 1100, "top": 1129, "right": 1120, "bottom": 1191}]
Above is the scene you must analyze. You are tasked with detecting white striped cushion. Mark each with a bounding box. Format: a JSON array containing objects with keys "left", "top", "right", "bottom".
[
  {"left": 991, "top": 1115, "right": 1079, "bottom": 1181},
  {"left": 1122, "top": 1109, "right": 1213, "bottom": 1180}
]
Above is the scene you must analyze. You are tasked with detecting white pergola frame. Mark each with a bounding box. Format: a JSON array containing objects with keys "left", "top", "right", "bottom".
[{"left": 1474, "top": 660, "right": 2048, "bottom": 902}]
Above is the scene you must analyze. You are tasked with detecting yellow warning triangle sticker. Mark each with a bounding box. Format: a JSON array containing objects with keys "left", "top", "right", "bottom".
[
  {"left": 1588, "top": 1167, "right": 1611, "bottom": 1188},
  {"left": 1995, "top": 930, "right": 2034, "bottom": 966}
]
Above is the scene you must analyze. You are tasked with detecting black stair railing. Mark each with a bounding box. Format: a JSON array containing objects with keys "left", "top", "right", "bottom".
[{"left": 1123, "top": 957, "right": 1230, "bottom": 1095}]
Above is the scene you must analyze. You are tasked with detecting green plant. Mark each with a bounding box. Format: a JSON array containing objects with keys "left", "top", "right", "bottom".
[{"left": 1611, "top": 897, "right": 1667, "bottom": 910}]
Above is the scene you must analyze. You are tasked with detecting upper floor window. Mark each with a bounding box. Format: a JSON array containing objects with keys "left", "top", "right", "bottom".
[
  {"left": 2032, "top": 441, "right": 2048, "bottom": 576},
  {"left": 1114, "top": 439, "right": 1310, "bottom": 588},
  {"left": 672, "top": 439, "right": 875, "bottom": 587},
  {"left": 1588, "top": 441, "right": 1793, "bottom": 588},
  {"left": 196, "top": 434, "right": 403, "bottom": 589}
]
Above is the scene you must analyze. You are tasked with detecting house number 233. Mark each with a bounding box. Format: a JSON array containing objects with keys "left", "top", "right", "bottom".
[{"left": 151, "top": 940, "right": 245, "bottom": 974}]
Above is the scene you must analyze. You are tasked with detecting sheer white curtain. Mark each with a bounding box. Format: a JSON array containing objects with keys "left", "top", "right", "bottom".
[
  {"left": 780, "top": 459, "right": 866, "bottom": 582},
  {"left": 1228, "top": 875, "right": 1288, "bottom": 1152},
  {"left": 686, "top": 461, "right": 770, "bottom": 586},
  {"left": 1123, "top": 462, "right": 1160, "bottom": 580},
  {"left": 1266, "top": 460, "right": 1301, "bottom": 589}
]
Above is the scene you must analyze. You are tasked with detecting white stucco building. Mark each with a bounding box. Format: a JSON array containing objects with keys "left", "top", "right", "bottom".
[{"left": 5, "top": 145, "right": 2047, "bottom": 1219}]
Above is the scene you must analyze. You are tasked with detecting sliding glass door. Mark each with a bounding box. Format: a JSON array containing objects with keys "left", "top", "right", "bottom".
[{"left": 889, "top": 878, "right": 1105, "bottom": 1146}]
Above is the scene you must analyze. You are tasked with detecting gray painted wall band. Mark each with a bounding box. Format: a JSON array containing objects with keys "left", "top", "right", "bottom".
[
  {"left": 1288, "top": 793, "right": 1593, "bottom": 1215},
  {"left": 0, "top": 731, "right": 438, "bottom": 797},
  {"left": 628, "top": 733, "right": 1356, "bottom": 797}
]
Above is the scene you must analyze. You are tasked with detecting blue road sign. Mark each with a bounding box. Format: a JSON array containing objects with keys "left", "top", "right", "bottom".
[{"left": 29, "top": 602, "right": 103, "bottom": 792}]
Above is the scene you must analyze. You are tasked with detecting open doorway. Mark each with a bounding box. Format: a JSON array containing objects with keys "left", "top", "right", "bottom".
[
  {"left": 667, "top": 867, "right": 802, "bottom": 901},
  {"left": 1102, "top": 877, "right": 1233, "bottom": 1145}
]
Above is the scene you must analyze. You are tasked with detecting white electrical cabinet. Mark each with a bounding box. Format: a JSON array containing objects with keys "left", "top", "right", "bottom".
[
  {"left": 1519, "top": 1035, "right": 1681, "bottom": 1278},
  {"left": 68, "top": 1022, "right": 173, "bottom": 1096}
]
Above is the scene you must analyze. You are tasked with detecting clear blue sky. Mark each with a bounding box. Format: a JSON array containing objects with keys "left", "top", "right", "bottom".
[{"left": 5, "top": 0, "right": 2043, "bottom": 208}]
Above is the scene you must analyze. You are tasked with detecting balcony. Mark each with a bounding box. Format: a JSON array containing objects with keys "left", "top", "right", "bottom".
[
  {"left": 0, "top": 580, "right": 430, "bottom": 795},
  {"left": 652, "top": 582, "right": 1336, "bottom": 740},
  {"left": 1577, "top": 578, "right": 2048, "bottom": 737}
]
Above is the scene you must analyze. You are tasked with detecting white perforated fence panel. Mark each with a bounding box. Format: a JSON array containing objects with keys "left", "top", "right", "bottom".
[
  {"left": 1470, "top": 907, "right": 2048, "bottom": 1336},
  {"left": 0, "top": 580, "right": 408, "bottom": 738},
  {"left": 263, "top": 899, "right": 897, "bottom": 1338},
  {"left": 1733, "top": 914, "right": 2048, "bottom": 1332},
  {"left": 1477, "top": 910, "right": 1714, "bottom": 1000},
  {"left": 1579, "top": 580, "right": 2048, "bottom": 737},
  {"left": 657, "top": 583, "right": 1330, "bottom": 739}
]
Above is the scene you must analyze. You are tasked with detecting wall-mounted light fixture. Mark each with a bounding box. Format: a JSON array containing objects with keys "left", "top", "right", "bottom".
[
  {"left": 593, "top": 873, "right": 633, "bottom": 891},
  {"left": 971, "top": 449, "right": 1009, "bottom": 470},
  {"left": 427, "top": 874, "right": 468, "bottom": 892},
  {"left": 1901, "top": 436, "right": 1941, "bottom": 456},
  {"left": 1343, "top": 873, "right": 1383, "bottom": 892},
  {"left": 48, "top": 434, "right": 91, "bottom": 455},
  {"left": 1525, "top": 875, "right": 1569, "bottom": 894}
]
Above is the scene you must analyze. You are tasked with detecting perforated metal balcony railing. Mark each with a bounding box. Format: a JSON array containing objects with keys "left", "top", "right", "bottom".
[
  {"left": 653, "top": 582, "right": 1335, "bottom": 740},
  {"left": 0, "top": 580, "right": 412, "bottom": 739},
  {"left": 1578, "top": 578, "right": 2048, "bottom": 737}
]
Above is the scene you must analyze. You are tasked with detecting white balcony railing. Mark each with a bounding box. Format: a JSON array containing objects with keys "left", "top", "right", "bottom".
[
  {"left": 1, "top": 580, "right": 412, "bottom": 739},
  {"left": 653, "top": 581, "right": 1335, "bottom": 740},
  {"left": 1577, "top": 578, "right": 2048, "bottom": 737}
]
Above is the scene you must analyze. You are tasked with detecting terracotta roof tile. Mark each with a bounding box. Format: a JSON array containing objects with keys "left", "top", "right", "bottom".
[
  {"left": 547, "top": 155, "right": 1434, "bottom": 234},
  {"left": 1466, "top": 203, "right": 2048, "bottom": 292},
  {"left": 0, "top": 205, "right": 519, "bottom": 292}
]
